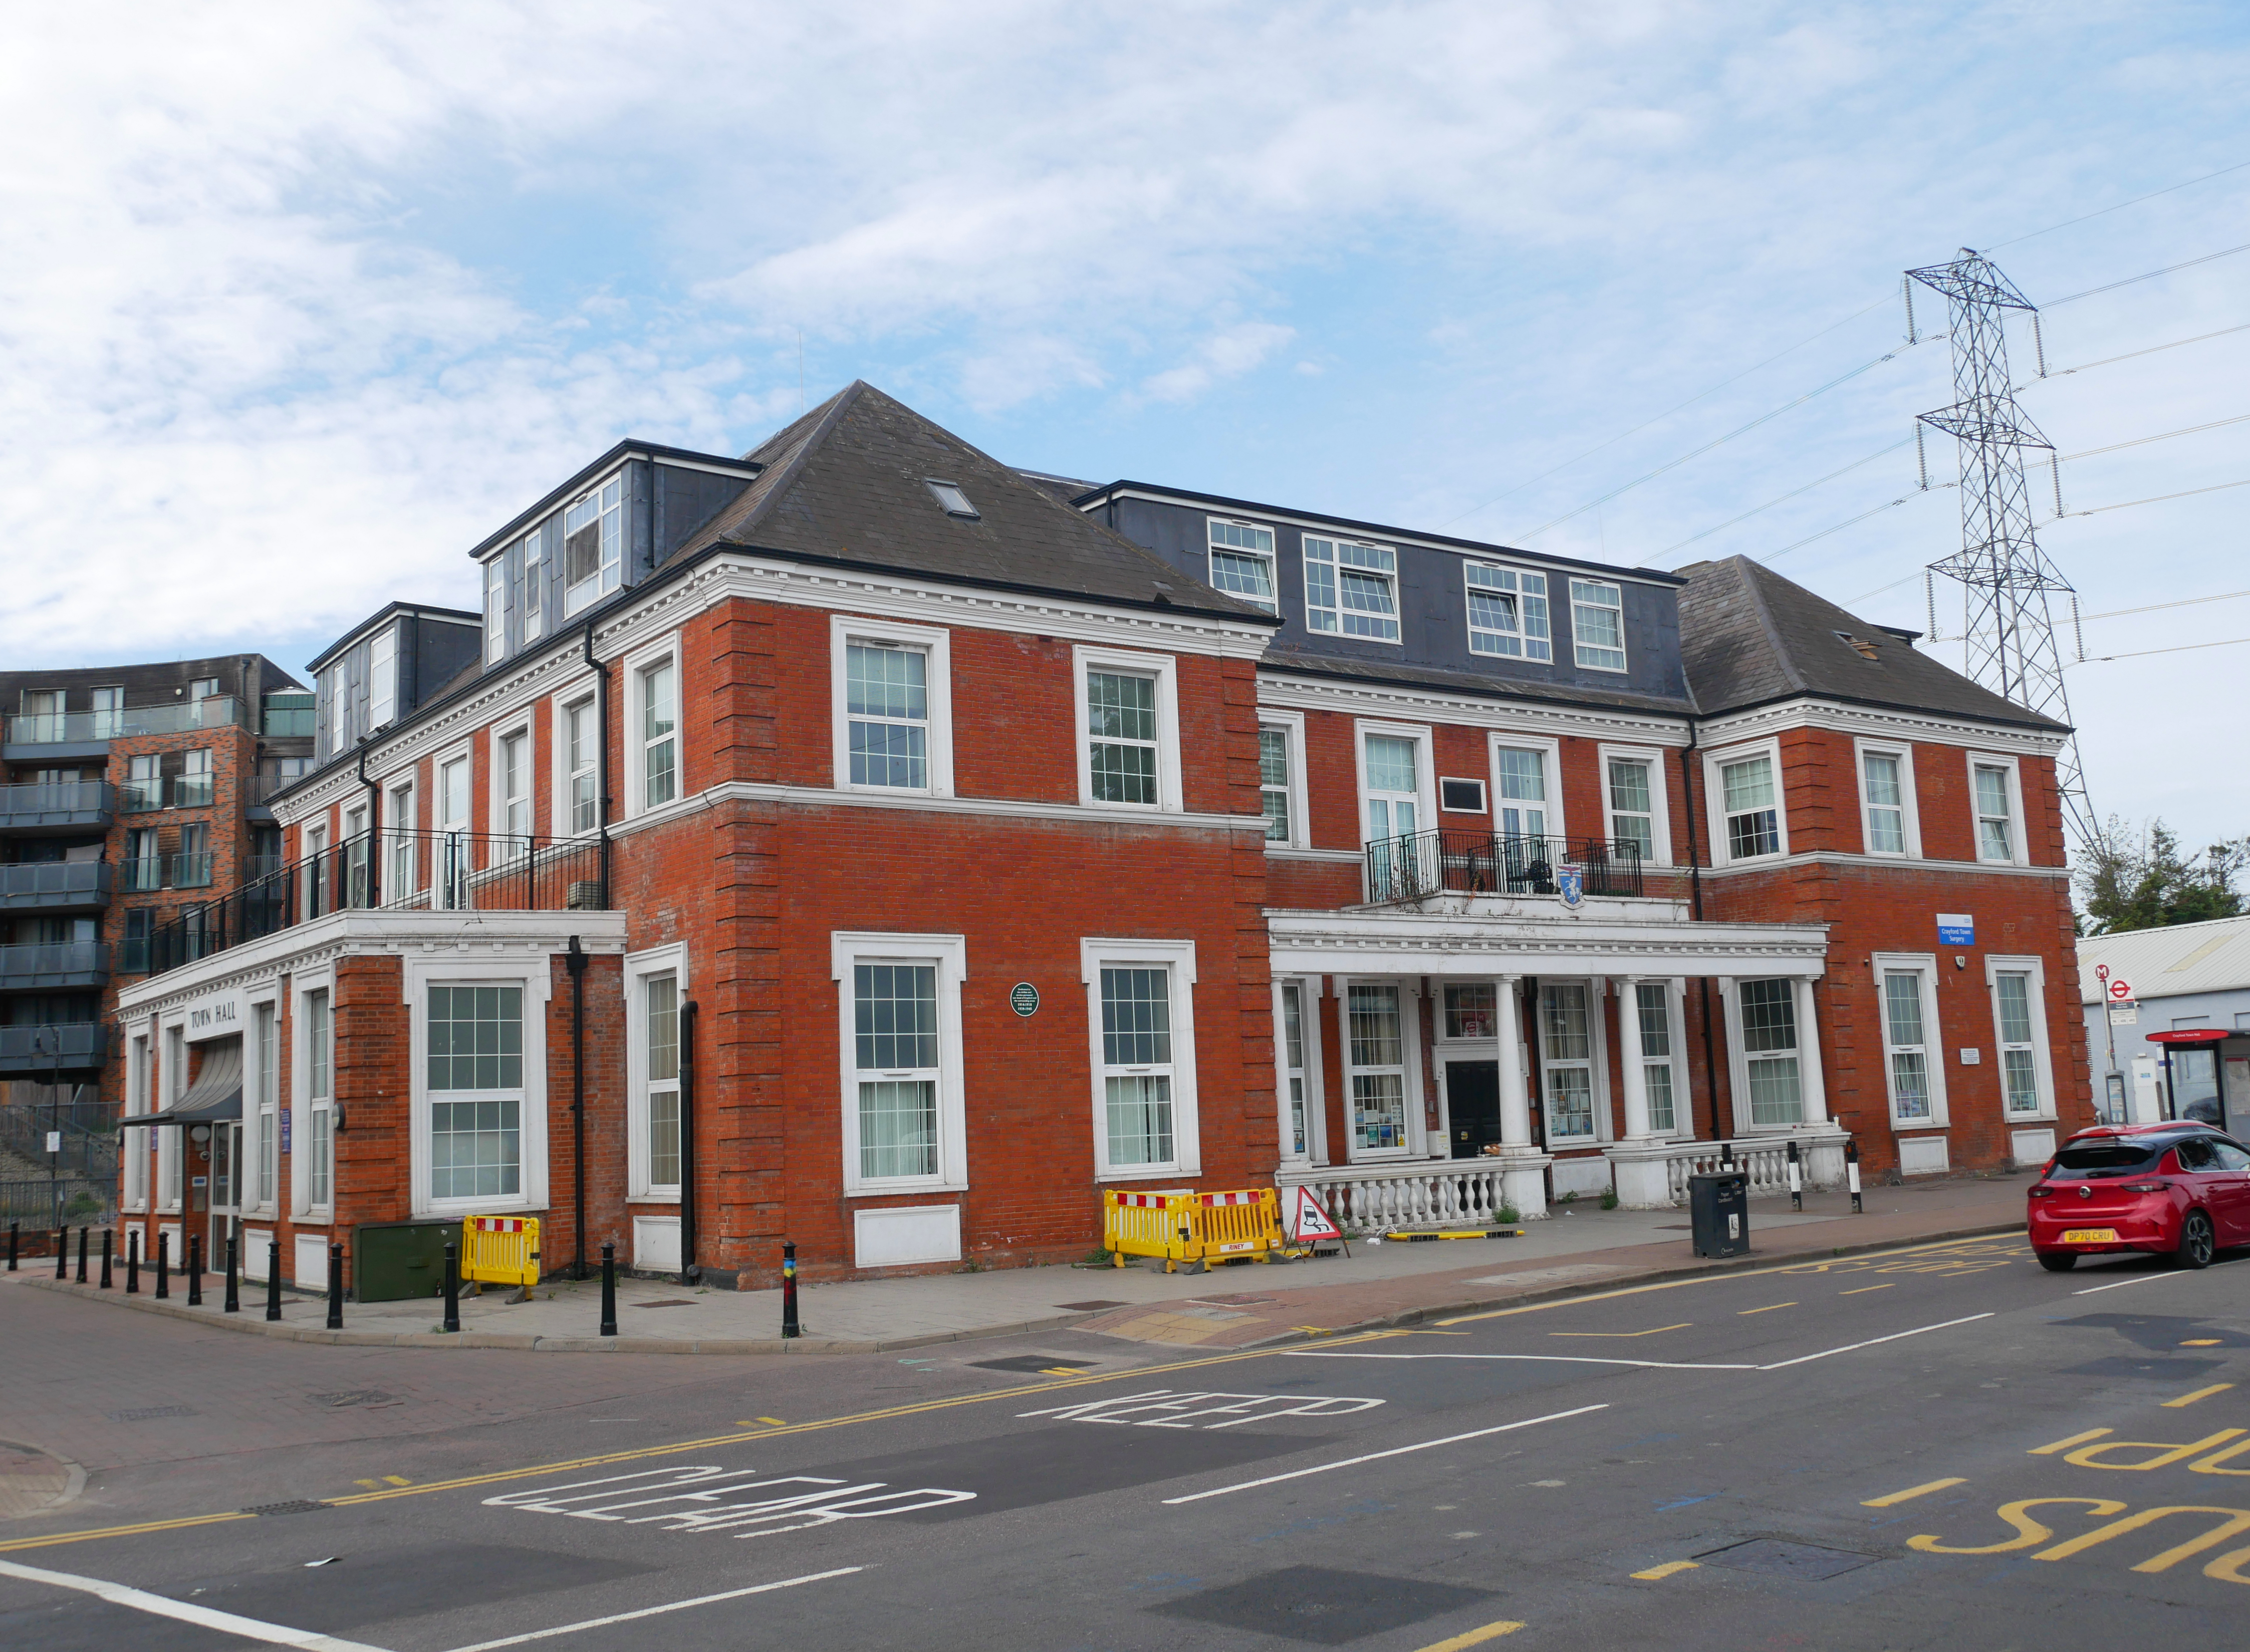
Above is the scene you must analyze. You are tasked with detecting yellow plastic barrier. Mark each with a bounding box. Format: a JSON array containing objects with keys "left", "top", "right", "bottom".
[
  {"left": 1104, "top": 1188, "right": 1287, "bottom": 1273},
  {"left": 462, "top": 1215, "right": 542, "bottom": 1287}
]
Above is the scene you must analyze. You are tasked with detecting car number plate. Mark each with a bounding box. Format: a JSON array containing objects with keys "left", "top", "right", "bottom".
[{"left": 2060, "top": 1227, "right": 2118, "bottom": 1244}]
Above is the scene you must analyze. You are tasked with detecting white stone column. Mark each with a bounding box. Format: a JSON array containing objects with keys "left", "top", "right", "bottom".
[
  {"left": 1793, "top": 975, "right": 1830, "bottom": 1127},
  {"left": 1616, "top": 976, "right": 1652, "bottom": 1141},
  {"left": 1606, "top": 973, "right": 1680, "bottom": 1208},
  {"left": 1493, "top": 974, "right": 1550, "bottom": 1219}
]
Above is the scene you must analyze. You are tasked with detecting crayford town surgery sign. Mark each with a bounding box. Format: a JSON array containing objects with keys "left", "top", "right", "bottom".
[{"left": 182, "top": 987, "right": 246, "bottom": 1040}]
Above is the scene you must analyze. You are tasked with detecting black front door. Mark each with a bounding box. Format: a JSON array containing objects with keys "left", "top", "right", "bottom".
[{"left": 1446, "top": 1060, "right": 1501, "bottom": 1158}]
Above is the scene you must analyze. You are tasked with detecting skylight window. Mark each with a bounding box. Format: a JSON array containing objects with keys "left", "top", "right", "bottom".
[{"left": 926, "top": 479, "right": 978, "bottom": 518}]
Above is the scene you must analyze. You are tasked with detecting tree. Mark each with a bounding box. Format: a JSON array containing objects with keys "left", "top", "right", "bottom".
[{"left": 2076, "top": 817, "right": 2248, "bottom": 935}]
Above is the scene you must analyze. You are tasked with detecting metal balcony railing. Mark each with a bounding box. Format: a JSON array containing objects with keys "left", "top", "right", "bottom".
[
  {"left": 3, "top": 695, "right": 245, "bottom": 745},
  {"left": 0, "top": 781, "right": 114, "bottom": 831},
  {"left": 0, "top": 942, "right": 110, "bottom": 990},
  {"left": 145, "top": 828, "right": 609, "bottom": 978},
  {"left": 0, "top": 1024, "right": 110, "bottom": 1076},
  {"left": 0, "top": 862, "right": 113, "bottom": 910},
  {"left": 1362, "top": 830, "right": 1645, "bottom": 905}
]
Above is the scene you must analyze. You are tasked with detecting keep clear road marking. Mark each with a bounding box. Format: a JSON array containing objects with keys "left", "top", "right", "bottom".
[
  {"left": 440, "top": 1567, "right": 862, "bottom": 1652},
  {"left": 0, "top": 1555, "right": 391, "bottom": 1652},
  {"left": 1863, "top": 1478, "right": 1969, "bottom": 1507},
  {"left": 1412, "top": 1619, "right": 1525, "bottom": 1650},
  {"left": 1286, "top": 1313, "right": 1995, "bottom": 1373},
  {"left": 1630, "top": 1561, "right": 1701, "bottom": 1581},
  {"left": 1159, "top": 1404, "right": 1608, "bottom": 1506},
  {"left": 2167, "top": 1385, "right": 2237, "bottom": 1409}
]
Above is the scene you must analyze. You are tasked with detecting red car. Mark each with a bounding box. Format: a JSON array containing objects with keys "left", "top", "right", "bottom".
[{"left": 2028, "top": 1123, "right": 2250, "bottom": 1272}]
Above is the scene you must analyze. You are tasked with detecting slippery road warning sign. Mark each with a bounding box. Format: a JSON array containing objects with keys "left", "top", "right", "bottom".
[{"left": 1288, "top": 1185, "right": 1342, "bottom": 1243}]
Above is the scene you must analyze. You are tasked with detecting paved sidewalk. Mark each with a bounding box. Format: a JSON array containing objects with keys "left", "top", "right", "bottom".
[{"left": 8, "top": 1174, "right": 2031, "bottom": 1354}]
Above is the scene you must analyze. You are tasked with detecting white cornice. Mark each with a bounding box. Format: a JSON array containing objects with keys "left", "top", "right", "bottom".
[
  {"left": 1255, "top": 674, "right": 1690, "bottom": 744},
  {"left": 1698, "top": 849, "right": 2072, "bottom": 881},
  {"left": 1267, "top": 907, "right": 1829, "bottom": 977},
  {"left": 646, "top": 780, "right": 1266, "bottom": 835},
  {"left": 1694, "top": 696, "right": 2067, "bottom": 755},
  {"left": 115, "top": 910, "right": 628, "bottom": 1019}
]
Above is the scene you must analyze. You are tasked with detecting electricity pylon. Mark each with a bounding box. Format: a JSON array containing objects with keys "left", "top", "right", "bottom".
[{"left": 1907, "top": 248, "right": 2096, "bottom": 849}]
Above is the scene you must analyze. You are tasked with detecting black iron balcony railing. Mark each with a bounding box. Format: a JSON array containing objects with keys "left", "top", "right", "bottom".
[
  {"left": 0, "top": 781, "right": 114, "bottom": 832},
  {"left": 1363, "top": 830, "right": 1645, "bottom": 905},
  {"left": 2, "top": 695, "right": 245, "bottom": 745},
  {"left": 0, "top": 942, "right": 110, "bottom": 991},
  {"left": 145, "top": 828, "right": 610, "bottom": 978},
  {"left": 0, "top": 861, "right": 113, "bottom": 911}
]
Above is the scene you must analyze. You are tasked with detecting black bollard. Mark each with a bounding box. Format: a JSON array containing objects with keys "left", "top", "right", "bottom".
[
  {"left": 265, "top": 1240, "right": 282, "bottom": 1322},
  {"left": 599, "top": 1242, "right": 618, "bottom": 1337},
  {"left": 56, "top": 1230, "right": 67, "bottom": 1280},
  {"left": 187, "top": 1235, "right": 203, "bottom": 1306},
  {"left": 155, "top": 1230, "right": 169, "bottom": 1299},
  {"left": 100, "top": 1228, "right": 113, "bottom": 1289},
  {"left": 6, "top": 1221, "right": 16, "bottom": 1271},
  {"left": 781, "top": 1239, "right": 800, "bottom": 1339},
  {"left": 127, "top": 1229, "right": 140, "bottom": 1294},
  {"left": 223, "top": 1234, "right": 239, "bottom": 1313},
  {"left": 77, "top": 1226, "right": 89, "bottom": 1284},
  {"left": 326, "top": 1243, "right": 344, "bottom": 1329},
  {"left": 1786, "top": 1139, "right": 1803, "bottom": 1212},
  {"left": 1846, "top": 1137, "right": 1863, "bottom": 1214},
  {"left": 441, "top": 1241, "right": 459, "bottom": 1334}
]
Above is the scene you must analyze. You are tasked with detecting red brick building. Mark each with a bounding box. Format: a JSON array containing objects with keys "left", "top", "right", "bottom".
[{"left": 112, "top": 383, "right": 2089, "bottom": 1292}]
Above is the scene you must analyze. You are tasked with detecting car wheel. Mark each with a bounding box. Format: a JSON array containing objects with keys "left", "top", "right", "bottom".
[
  {"left": 2175, "top": 1210, "right": 2216, "bottom": 1271},
  {"left": 2038, "top": 1252, "right": 2077, "bottom": 1273}
]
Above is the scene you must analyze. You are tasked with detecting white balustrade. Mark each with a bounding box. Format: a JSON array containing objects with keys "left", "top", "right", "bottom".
[
  {"left": 1276, "top": 1161, "right": 1514, "bottom": 1234},
  {"left": 1661, "top": 1139, "right": 1800, "bottom": 1202}
]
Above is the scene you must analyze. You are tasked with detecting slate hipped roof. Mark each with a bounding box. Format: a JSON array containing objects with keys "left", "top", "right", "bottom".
[
  {"left": 1675, "top": 555, "right": 2071, "bottom": 732},
  {"left": 670, "top": 381, "right": 1276, "bottom": 625}
]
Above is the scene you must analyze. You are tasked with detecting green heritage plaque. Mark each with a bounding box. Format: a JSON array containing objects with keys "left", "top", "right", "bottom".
[{"left": 1009, "top": 982, "right": 1040, "bottom": 1017}]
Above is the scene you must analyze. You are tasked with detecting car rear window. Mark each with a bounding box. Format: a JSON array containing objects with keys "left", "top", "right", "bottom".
[{"left": 2048, "top": 1142, "right": 2165, "bottom": 1179}]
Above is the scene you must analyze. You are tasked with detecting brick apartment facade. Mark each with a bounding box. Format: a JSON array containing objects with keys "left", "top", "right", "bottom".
[{"left": 107, "top": 383, "right": 2091, "bottom": 1294}]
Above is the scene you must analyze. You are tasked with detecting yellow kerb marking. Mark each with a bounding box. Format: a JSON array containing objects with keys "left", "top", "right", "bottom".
[
  {"left": 2032, "top": 1429, "right": 2112, "bottom": 1455},
  {"left": 756, "top": 1417, "right": 787, "bottom": 1426},
  {"left": 380, "top": 1476, "right": 411, "bottom": 1487},
  {"left": 1842, "top": 1284, "right": 1895, "bottom": 1295},
  {"left": 2165, "top": 1385, "right": 2236, "bottom": 1410},
  {"left": 2182, "top": 1339, "right": 2223, "bottom": 1347},
  {"left": 1630, "top": 1560, "right": 1700, "bottom": 1580},
  {"left": 1413, "top": 1620, "right": 1526, "bottom": 1651},
  {"left": 1863, "top": 1478, "right": 1968, "bottom": 1507},
  {"left": 1040, "top": 1368, "right": 1084, "bottom": 1377},
  {"left": 1737, "top": 1303, "right": 1797, "bottom": 1315},
  {"left": 1551, "top": 1323, "right": 1691, "bottom": 1339}
]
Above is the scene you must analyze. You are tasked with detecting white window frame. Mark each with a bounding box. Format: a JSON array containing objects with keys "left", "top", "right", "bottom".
[
  {"left": 521, "top": 531, "right": 544, "bottom": 644},
  {"left": 830, "top": 616, "right": 954, "bottom": 798},
  {"left": 1257, "top": 709, "right": 1307, "bottom": 850},
  {"left": 1273, "top": 975, "right": 1328, "bottom": 1166},
  {"left": 1302, "top": 535, "right": 1402, "bottom": 644},
  {"left": 626, "top": 942, "right": 688, "bottom": 1201},
  {"left": 1597, "top": 742, "right": 1671, "bottom": 865},
  {"left": 157, "top": 1022, "right": 187, "bottom": 1213},
  {"left": 1354, "top": 719, "right": 1437, "bottom": 849},
  {"left": 1986, "top": 954, "right": 2057, "bottom": 1121},
  {"left": 1339, "top": 976, "right": 1423, "bottom": 1162},
  {"left": 1704, "top": 736, "right": 1790, "bottom": 866},
  {"left": 1206, "top": 517, "right": 1279, "bottom": 614},
  {"left": 625, "top": 634, "right": 683, "bottom": 817},
  {"left": 491, "top": 723, "right": 533, "bottom": 844},
  {"left": 1488, "top": 732, "right": 1566, "bottom": 843},
  {"left": 368, "top": 625, "right": 397, "bottom": 728},
  {"left": 1716, "top": 975, "right": 1827, "bottom": 1133},
  {"left": 1967, "top": 751, "right": 2027, "bottom": 867},
  {"left": 1853, "top": 738, "right": 1922, "bottom": 859},
  {"left": 1568, "top": 578, "right": 1628, "bottom": 673},
  {"left": 434, "top": 741, "right": 473, "bottom": 835},
  {"left": 483, "top": 555, "right": 508, "bottom": 665},
  {"left": 1083, "top": 937, "right": 1201, "bottom": 1180},
  {"left": 250, "top": 995, "right": 280, "bottom": 1214},
  {"left": 833, "top": 932, "right": 969, "bottom": 1196},
  {"left": 561, "top": 471, "right": 626, "bottom": 619},
  {"left": 290, "top": 971, "right": 335, "bottom": 1219},
  {"left": 1633, "top": 978, "right": 1691, "bottom": 1139},
  {"left": 1074, "top": 644, "right": 1183, "bottom": 813},
  {"left": 123, "top": 1032, "right": 150, "bottom": 1212},
  {"left": 402, "top": 955, "right": 551, "bottom": 1217},
  {"left": 384, "top": 775, "right": 418, "bottom": 902},
  {"left": 553, "top": 681, "right": 601, "bottom": 840},
  {"left": 1536, "top": 977, "right": 1611, "bottom": 1148},
  {"left": 1463, "top": 561, "right": 1553, "bottom": 662},
  {"left": 1871, "top": 953, "right": 1949, "bottom": 1130}
]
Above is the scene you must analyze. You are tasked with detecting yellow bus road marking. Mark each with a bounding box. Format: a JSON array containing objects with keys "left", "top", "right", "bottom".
[
  {"left": 1437, "top": 1235, "right": 2026, "bottom": 1328},
  {"left": 1630, "top": 1560, "right": 1700, "bottom": 1580},
  {"left": 2167, "top": 1385, "right": 2237, "bottom": 1409},
  {"left": 2183, "top": 1339, "right": 2224, "bottom": 1347},
  {"left": 1413, "top": 1619, "right": 1525, "bottom": 1650},
  {"left": 1551, "top": 1323, "right": 1692, "bottom": 1339},
  {"left": 1842, "top": 1284, "right": 1895, "bottom": 1295},
  {"left": 1737, "top": 1303, "right": 1797, "bottom": 1316},
  {"left": 2032, "top": 1429, "right": 2113, "bottom": 1456},
  {"left": 0, "top": 1332, "right": 1396, "bottom": 1554},
  {"left": 1864, "top": 1478, "right": 1968, "bottom": 1507}
]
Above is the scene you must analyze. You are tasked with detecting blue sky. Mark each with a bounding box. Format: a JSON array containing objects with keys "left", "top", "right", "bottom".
[{"left": 4, "top": 1, "right": 2246, "bottom": 848}]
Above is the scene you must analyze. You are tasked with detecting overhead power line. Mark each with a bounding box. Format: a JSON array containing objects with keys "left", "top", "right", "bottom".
[
  {"left": 2071, "top": 635, "right": 2250, "bottom": 665},
  {"left": 2078, "top": 588, "right": 2250, "bottom": 622},
  {"left": 2059, "top": 410, "right": 2250, "bottom": 463},
  {"left": 1653, "top": 438, "right": 1914, "bottom": 565},
  {"left": 1991, "top": 158, "right": 2250, "bottom": 250},
  {"left": 2041, "top": 240, "right": 2250, "bottom": 308},
  {"left": 2041, "top": 321, "right": 2250, "bottom": 378},
  {"left": 2052, "top": 475, "right": 2250, "bottom": 520}
]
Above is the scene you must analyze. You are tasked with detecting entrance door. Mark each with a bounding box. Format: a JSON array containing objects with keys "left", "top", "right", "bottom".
[
  {"left": 1446, "top": 1061, "right": 1501, "bottom": 1158},
  {"left": 208, "top": 1121, "right": 240, "bottom": 1262}
]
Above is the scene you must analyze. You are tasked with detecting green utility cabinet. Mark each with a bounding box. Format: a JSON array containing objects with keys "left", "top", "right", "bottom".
[{"left": 353, "top": 1218, "right": 457, "bottom": 1302}]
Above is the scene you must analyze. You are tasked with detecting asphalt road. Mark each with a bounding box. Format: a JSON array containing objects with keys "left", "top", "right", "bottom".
[{"left": 8, "top": 1232, "right": 2250, "bottom": 1651}]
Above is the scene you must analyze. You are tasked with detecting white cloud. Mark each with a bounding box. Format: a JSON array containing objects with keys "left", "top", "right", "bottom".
[{"left": 1137, "top": 323, "right": 1298, "bottom": 405}]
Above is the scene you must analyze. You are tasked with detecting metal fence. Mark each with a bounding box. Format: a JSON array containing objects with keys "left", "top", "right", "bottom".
[
  {"left": 1362, "top": 830, "right": 1645, "bottom": 904},
  {"left": 0, "top": 1179, "right": 116, "bottom": 1231}
]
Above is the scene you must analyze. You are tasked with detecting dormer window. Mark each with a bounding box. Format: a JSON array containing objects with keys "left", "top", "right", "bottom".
[
  {"left": 1206, "top": 518, "right": 1277, "bottom": 613},
  {"left": 563, "top": 474, "right": 624, "bottom": 618},
  {"left": 484, "top": 557, "right": 507, "bottom": 664},
  {"left": 1465, "top": 563, "right": 1552, "bottom": 661},
  {"left": 926, "top": 479, "right": 978, "bottom": 519}
]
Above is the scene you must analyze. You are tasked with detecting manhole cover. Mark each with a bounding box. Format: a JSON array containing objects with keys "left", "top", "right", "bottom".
[
  {"left": 242, "top": 1499, "right": 331, "bottom": 1517},
  {"left": 630, "top": 1300, "right": 696, "bottom": 1309},
  {"left": 1151, "top": 1566, "right": 1494, "bottom": 1646},
  {"left": 971, "top": 1355, "right": 1090, "bottom": 1373},
  {"left": 1056, "top": 1300, "right": 1130, "bottom": 1312},
  {"left": 1696, "top": 1538, "right": 1880, "bottom": 1581},
  {"left": 0, "top": 1441, "right": 76, "bottom": 1520},
  {"left": 107, "top": 1405, "right": 197, "bottom": 1422},
  {"left": 308, "top": 1391, "right": 395, "bottom": 1409}
]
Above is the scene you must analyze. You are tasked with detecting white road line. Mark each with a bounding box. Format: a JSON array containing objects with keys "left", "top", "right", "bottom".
[
  {"left": 1754, "top": 1313, "right": 1994, "bottom": 1369},
  {"left": 440, "top": 1567, "right": 863, "bottom": 1652},
  {"left": 2072, "top": 1272, "right": 2177, "bottom": 1295},
  {"left": 1283, "top": 1352, "right": 1758, "bottom": 1371},
  {"left": 1157, "top": 1404, "right": 1608, "bottom": 1506},
  {"left": 0, "top": 1556, "right": 389, "bottom": 1652}
]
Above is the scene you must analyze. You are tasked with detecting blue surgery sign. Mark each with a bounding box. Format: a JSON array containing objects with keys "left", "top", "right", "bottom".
[{"left": 1936, "top": 912, "right": 1975, "bottom": 946}]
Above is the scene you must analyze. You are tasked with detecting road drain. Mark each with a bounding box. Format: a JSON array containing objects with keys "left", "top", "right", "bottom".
[
  {"left": 1696, "top": 1538, "right": 1880, "bottom": 1581},
  {"left": 308, "top": 1391, "right": 395, "bottom": 1408}
]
